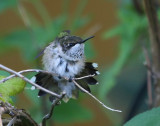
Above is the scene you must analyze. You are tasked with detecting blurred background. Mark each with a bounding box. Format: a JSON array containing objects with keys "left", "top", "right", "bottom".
[{"left": 0, "top": 0, "right": 151, "bottom": 126}]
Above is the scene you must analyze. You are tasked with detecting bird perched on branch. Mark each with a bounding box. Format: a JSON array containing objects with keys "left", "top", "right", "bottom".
[{"left": 31, "top": 30, "right": 100, "bottom": 102}]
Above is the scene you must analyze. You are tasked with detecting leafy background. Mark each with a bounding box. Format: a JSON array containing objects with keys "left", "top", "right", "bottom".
[{"left": 0, "top": 0, "right": 159, "bottom": 126}]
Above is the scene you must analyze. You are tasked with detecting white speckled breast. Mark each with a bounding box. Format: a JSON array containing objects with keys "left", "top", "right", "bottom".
[{"left": 42, "top": 42, "right": 85, "bottom": 100}]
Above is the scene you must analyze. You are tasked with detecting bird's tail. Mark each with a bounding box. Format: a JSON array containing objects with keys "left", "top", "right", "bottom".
[{"left": 75, "top": 62, "right": 100, "bottom": 93}]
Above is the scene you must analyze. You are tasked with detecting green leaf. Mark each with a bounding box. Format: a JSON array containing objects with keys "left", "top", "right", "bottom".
[
  {"left": 0, "top": 76, "right": 26, "bottom": 96},
  {"left": 124, "top": 107, "right": 160, "bottom": 126},
  {"left": 54, "top": 99, "right": 93, "bottom": 123},
  {"left": 0, "top": 95, "right": 13, "bottom": 104}
]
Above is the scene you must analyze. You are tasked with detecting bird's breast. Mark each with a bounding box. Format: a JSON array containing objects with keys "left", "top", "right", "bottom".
[
  {"left": 56, "top": 57, "right": 85, "bottom": 78},
  {"left": 43, "top": 53, "right": 85, "bottom": 78}
]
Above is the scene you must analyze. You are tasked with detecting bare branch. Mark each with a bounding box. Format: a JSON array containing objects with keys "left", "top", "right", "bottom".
[
  {"left": 42, "top": 93, "right": 65, "bottom": 126},
  {"left": 0, "top": 69, "right": 96, "bottom": 84},
  {"left": 7, "top": 117, "right": 17, "bottom": 126},
  {"left": 0, "top": 116, "right": 2, "bottom": 126},
  {"left": 72, "top": 80, "right": 122, "bottom": 112},
  {"left": 144, "top": 0, "right": 160, "bottom": 106},
  {"left": 0, "top": 64, "right": 62, "bottom": 99},
  {"left": 142, "top": 46, "right": 153, "bottom": 108},
  {"left": 0, "top": 107, "right": 5, "bottom": 126},
  {"left": 74, "top": 74, "right": 96, "bottom": 80},
  {"left": 0, "top": 102, "right": 39, "bottom": 126},
  {"left": 0, "top": 104, "right": 10, "bottom": 126},
  {"left": 0, "top": 69, "right": 49, "bottom": 83},
  {"left": 84, "top": 24, "right": 102, "bottom": 37}
]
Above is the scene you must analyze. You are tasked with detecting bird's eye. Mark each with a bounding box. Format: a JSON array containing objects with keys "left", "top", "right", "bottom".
[{"left": 67, "top": 43, "right": 75, "bottom": 48}]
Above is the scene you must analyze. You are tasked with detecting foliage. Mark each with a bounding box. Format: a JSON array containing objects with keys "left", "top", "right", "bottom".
[
  {"left": 124, "top": 107, "right": 160, "bottom": 126},
  {"left": 0, "top": 72, "right": 26, "bottom": 103}
]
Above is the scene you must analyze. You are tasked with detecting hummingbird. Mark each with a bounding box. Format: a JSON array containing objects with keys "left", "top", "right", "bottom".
[{"left": 31, "top": 30, "right": 100, "bottom": 102}]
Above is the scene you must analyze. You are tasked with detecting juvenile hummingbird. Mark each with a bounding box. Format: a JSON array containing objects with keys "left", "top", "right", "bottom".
[{"left": 32, "top": 30, "right": 99, "bottom": 102}]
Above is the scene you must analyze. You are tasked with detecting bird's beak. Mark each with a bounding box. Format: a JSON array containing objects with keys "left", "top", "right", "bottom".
[{"left": 78, "top": 36, "right": 95, "bottom": 44}]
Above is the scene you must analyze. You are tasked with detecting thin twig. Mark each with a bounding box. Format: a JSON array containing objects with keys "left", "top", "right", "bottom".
[
  {"left": 0, "top": 69, "right": 95, "bottom": 83},
  {"left": 144, "top": 62, "right": 154, "bottom": 76},
  {"left": 0, "top": 115, "right": 2, "bottom": 126},
  {"left": 74, "top": 74, "right": 96, "bottom": 80},
  {"left": 0, "top": 102, "right": 39, "bottom": 126},
  {"left": 42, "top": 103, "right": 56, "bottom": 126},
  {"left": 84, "top": 24, "right": 102, "bottom": 37},
  {"left": 142, "top": 46, "right": 153, "bottom": 108},
  {"left": 1, "top": 119, "right": 12, "bottom": 125},
  {"left": 17, "top": 1, "right": 39, "bottom": 49},
  {"left": 0, "top": 107, "right": 5, "bottom": 126},
  {"left": 144, "top": 0, "right": 160, "bottom": 106},
  {"left": 72, "top": 80, "right": 122, "bottom": 112},
  {"left": 7, "top": 117, "right": 17, "bottom": 126},
  {"left": 143, "top": 60, "right": 160, "bottom": 79},
  {"left": 18, "top": 2, "right": 31, "bottom": 28},
  {"left": 0, "top": 69, "right": 49, "bottom": 84},
  {"left": 42, "top": 93, "right": 65, "bottom": 126},
  {"left": 0, "top": 64, "right": 61, "bottom": 98}
]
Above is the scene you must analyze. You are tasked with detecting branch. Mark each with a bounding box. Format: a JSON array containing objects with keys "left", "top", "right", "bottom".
[
  {"left": 0, "top": 69, "right": 49, "bottom": 84},
  {"left": 144, "top": 0, "right": 160, "bottom": 106},
  {"left": 144, "top": 0, "right": 160, "bottom": 69},
  {"left": 7, "top": 117, "right": 17, "bottom": 126},
  {"left": 0, "top": 64, "right": 62, "bottom": 99},
  {"left": 74, "top": 74, "right": 96, "bottom": 80},
  {"left": 72, "top": 80, "right": 122, "bottom": 112},
  {"left": 0, "top": 102, "right": 39, "bottom": 126},
  {"left": 0, "top": 69, "right": 94, "bottom": 84},
  {"left": 133, "top": 0, "right": 144, "bottom": 15},
  {"left": 0, "top": 107, "right": 5, "bottom": 126},
  {"left": 0, "top": 116, "right": 2, "bottom": 126},
  {"left": 42, "top": 93, "right": 65, "bottom": 126},
  {"left": 142, "top": 46, "right": 153, "bottom": 108}
]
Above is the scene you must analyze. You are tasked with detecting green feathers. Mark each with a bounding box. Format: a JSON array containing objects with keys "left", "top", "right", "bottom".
[{"left": 58, "top": 30, "right": 70, "bottom": 38}]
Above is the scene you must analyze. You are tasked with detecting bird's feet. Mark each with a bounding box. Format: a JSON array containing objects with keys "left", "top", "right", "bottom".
[
  {"left": 58, "top": 75, "right": 62, "bottom": 79},
  {"left": 68, "top": 77, "right": 73, "bottom": 82}
]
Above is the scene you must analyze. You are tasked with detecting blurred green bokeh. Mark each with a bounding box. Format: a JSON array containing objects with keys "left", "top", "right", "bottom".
[{"left": 1, "top": 0, "right": 159, "bottom": 126}]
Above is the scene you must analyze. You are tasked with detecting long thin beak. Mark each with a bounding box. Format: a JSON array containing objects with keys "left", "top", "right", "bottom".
[{"left": 79, "top": 36, "right": 95, "bottom": 44}]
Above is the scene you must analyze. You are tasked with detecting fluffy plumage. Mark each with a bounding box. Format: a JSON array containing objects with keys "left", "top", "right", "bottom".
[{"left": 32, "top": 31, "right": 99, "bottom": 102}]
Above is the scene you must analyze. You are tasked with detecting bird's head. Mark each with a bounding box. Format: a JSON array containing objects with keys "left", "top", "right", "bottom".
[{"left": 56, "top": 30, "right": 94, "bottom": 61}]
